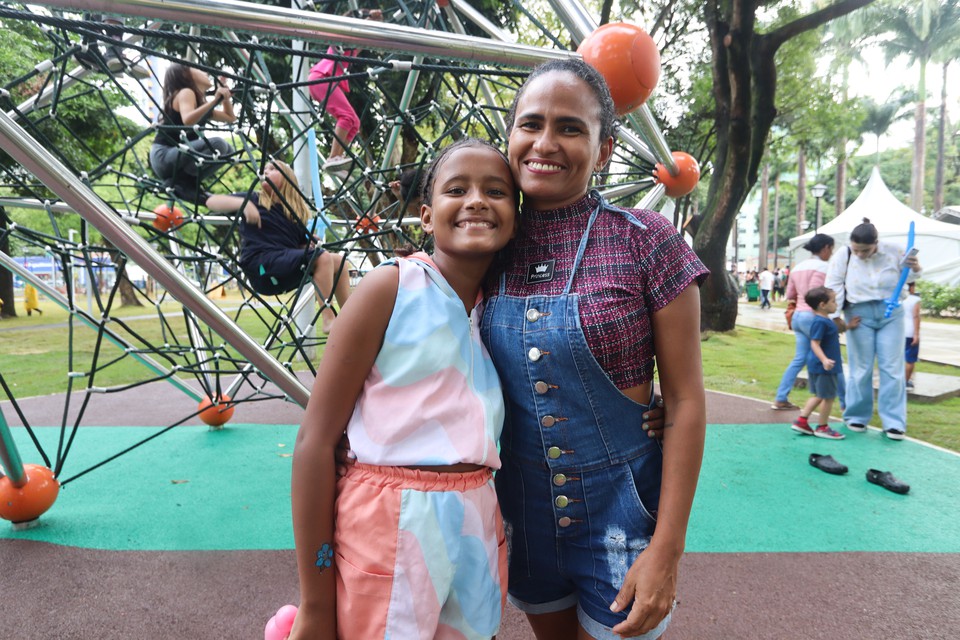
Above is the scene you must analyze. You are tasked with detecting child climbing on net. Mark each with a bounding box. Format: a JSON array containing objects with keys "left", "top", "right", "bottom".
[
  {"left": 205, "top": 160, "right": 351, "bottom": 334},
  {"left": 150, "top": 63, "right": 237, "bottom": 204},
  {"left": 308, "top": 8, "right": 383, "bottom": 175},
  {"left": 284, "top": 138, "right": 518, "bottom": 639}
]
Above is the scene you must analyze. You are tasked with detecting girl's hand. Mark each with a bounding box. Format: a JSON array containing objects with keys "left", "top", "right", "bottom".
[
  {"left": 642, "top": 395, "right": 666, "bottom": 440},
  {"left": 610, "top": 547, "right": 677, "bottom": 637},
  {"left": 847, "top": 316, "right": 861, "bottom": 329}
]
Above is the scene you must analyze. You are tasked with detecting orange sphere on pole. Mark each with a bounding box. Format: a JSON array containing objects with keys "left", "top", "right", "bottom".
[
  {"left": 653, "top": 151, "right": 701, "bottom": 198},
  {"left": 152, "top": 204, "right": 184, "bottom": 232},
  {"left": 0, "top": 464, "right": 60, "bottom": 523},
  {"left": 578, "top": 22, "right": 660, "bottom": 115},
  {"left": 198, "top": 394, "right": 234, "bottom": 427}
]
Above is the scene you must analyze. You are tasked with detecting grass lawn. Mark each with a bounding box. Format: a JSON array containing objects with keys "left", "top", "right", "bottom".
[
  {"left": 3, "top": 301, "right": 957, "bottom": 453},
  {"left": 701, "top": 327, "right": 960, "bottom": 453}
]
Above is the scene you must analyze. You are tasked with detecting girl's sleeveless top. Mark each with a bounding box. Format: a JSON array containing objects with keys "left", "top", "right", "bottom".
[{"left": 344, "top": 253, "right": 504, "bottom": 468}]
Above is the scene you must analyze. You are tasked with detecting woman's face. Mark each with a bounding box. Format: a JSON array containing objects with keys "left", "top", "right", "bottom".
[
  {"left": 818, "top": 244, "right": 834, "bottom": 261},
  {"left": 508, "top": 71, "right": 613, "bottom": 210},
  {"left": 190, "top": 67, "right": 212, "bottom": 91},
  {"left": 850, "top": 241, "right": 877, "bottom": 260}
]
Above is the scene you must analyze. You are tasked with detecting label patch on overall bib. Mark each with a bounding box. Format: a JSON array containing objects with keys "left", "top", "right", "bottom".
[{"left": 525, "top": 259, "right": 556, "bottom": 285}]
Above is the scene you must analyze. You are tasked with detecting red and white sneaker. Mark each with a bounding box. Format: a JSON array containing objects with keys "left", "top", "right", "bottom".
[
  {"left": 791, "top": 419, "right": 815, "bottom": 435},
  {"left": 814, "top": 425, "right": 845, "bottom": 440}
]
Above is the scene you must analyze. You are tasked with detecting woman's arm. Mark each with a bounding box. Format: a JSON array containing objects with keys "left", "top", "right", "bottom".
[
  {"left": 611, "top": 284, "right": 705, "bottom": 637},
  {"left": 287, "top": 266, "right": 397, "bottom": 640},
  {"left": 204, "top": 193, "right": 261, "bottom": 228}
]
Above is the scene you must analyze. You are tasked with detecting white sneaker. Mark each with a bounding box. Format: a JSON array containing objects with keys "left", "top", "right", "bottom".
[{"left": 323, "top": 155, "right": 352, "bottom": 170}]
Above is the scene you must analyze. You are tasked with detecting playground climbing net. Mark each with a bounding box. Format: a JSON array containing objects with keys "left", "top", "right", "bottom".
[{"left": 0, "top": 0, "right": 662, "bottom": 489}]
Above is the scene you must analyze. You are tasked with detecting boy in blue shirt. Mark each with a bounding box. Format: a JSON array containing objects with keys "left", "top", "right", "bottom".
[{"left": 791, "top": 286, "right": 845, "bottom": 439}]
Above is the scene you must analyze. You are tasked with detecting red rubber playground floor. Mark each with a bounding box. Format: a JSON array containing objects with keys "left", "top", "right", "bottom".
[{"left": 2, "top": 382, "right": 959, "bottom": 639}]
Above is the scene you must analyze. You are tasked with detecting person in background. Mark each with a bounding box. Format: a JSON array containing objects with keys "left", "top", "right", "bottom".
[
  {"left": 790, "top": 287, "right": 845, "bottom": 440},
  {"left": 772, "top": 234, "right": 839, "bottom": 411},
  {"left": 149, "top": 63, "right": 236, "bottom": 204},
  {"left": 902, "top": 281, "right": 921, "bottom": 390},
  {"left": 308, "top": 8, "right": 383, "bottom": 175},
  {"left": 758, "top": 266, "right": 774, "bottom": 309},
  {"left": 24, "top": 284, "right": 43, "bottom": 316},
  {"left": 825, "top": 218, "right": 921, "bottom": 440},
  {"left": 205, "top": 160, "right": 351, "bottom": 334},
  {"left": 772, "top": 268, "right": 785, "bottom": 302}
]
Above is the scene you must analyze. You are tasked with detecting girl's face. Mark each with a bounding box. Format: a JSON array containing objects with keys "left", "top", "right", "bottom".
[
  {"left": 421, "top": 146, "right": 517, "bottom": 261},
  {"left": 190, "top": 67, "right": 212, "bottom": 91},
  {"left": 508, "top": 71, "right": 613, "bottom": 210},
  {"left": 818, "top": 244, "right": 834, "bottom": 261},
  {"left": 261, "top": 163, "right": 286, "bottom": 196}
]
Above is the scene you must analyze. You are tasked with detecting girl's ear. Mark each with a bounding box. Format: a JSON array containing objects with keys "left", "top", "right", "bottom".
[{"left": 420, "top": 203, "right": 434, "bottom": 235}]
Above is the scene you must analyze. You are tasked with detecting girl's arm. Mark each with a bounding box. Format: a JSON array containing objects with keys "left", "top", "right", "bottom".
[
  {"left": 287, "top": 266, "right": 397, "bottom": 640},
  {"left": 611, "top": 284, "right": 706, "bottom": 638},
  {"left": 204, "top": 193, "right": 261, "bottom": 228},
  {"left": 174, "top": 86, "right": 235, "bottom": 126}
]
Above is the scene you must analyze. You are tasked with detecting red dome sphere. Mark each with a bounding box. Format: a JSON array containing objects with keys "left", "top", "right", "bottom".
[
  {"left": 654, "top": 151, "right": 701, "bottom": 198},
  {"left": 578, "top": 23, "right": 661, "bottom": 115}
]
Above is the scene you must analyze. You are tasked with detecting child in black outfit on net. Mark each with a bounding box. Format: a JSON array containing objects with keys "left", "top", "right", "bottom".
[{"left": 791, "top": 286, "right": 849, "bottom": 440}]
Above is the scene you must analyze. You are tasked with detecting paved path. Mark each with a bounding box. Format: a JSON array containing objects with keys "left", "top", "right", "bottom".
[{"left": 736, "top": 301, "right": 960, "bottom": 367}]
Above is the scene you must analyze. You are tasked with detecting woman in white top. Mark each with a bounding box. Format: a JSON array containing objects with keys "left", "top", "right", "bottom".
[{"left": 824, "top": 218, "right": 921, "bottom": 440}]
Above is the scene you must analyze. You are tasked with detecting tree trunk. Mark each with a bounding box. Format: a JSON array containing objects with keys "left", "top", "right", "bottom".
[
  {"left": 758, "top": 163, "right": 769, "bottom": 270},
  {"left": 695, "top": 0, "right": 874, "bottom": 331},
  {"left": 934, "top": 62, "right": 948, "bottom": 213},
  {"left": 103, "top": 240, "right": 144, "bottom": 307},
  {"left": 772, "top": 172, "right": 781, "bottom": 269},
  {"left": 796, "top": 146, "right": 807, "bottom": 235},
  {"left": 0, "top": 208, "right": 17, "bottom": 319},
  {"left": 910, "top": 58, "right": 927, "bottom": 212},
  {"left": 835, "top": 152, "right": 847, "bottom": 216}
]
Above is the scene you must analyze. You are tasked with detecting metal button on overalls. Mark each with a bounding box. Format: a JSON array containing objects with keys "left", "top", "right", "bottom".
[
  {"left": 528, "top": 347, "right": 542, "bottom": 361},
  {"left": 547, "top": 446, "right": 562, "bottom": 459},
  {"left": 558, "top": 517, "right": 572, "bottom": 528},
  {"left": 534, "top": 381, "right": 549, "bottom": 394},
  {"left": 541, "top": 415, "right": 556, "bottom": 427},
  {"left": 553, "top": 473, "right": 567, "bottom": 487},
  {"left": 526, "top": 308, "right": 541, "bottom": 322},
  {"left": 555, "top": 495, "right": 569, "bottom": 508}
]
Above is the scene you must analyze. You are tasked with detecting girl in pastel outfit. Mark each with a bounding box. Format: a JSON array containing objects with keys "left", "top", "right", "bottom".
[
  {"left": 289, "top": 138, "right": 518, "bottom": 639},
  {"left": 204, "top": 161, "right": 351, "bottom": 333}
]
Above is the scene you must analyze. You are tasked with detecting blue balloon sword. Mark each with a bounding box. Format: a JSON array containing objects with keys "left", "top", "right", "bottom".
[{"left": 884, "top": 221, "right": 915, "bottom": 318}]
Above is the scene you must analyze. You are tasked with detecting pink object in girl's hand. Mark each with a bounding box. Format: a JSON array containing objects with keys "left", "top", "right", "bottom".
[{"left": 264, "top": 605, "right": 298, "bottom": 640}]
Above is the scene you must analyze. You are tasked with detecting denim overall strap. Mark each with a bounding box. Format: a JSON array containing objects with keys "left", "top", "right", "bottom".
[{"left": 561, "top": 197, "right": 602, "bottom": 294}]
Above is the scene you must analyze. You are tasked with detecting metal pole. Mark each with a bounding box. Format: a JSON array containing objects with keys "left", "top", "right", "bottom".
[
  {"left": 0, "top": 407, "right": 26, "bottom": 487},
  {"left": 0, "top": 109, "right": 310, "bottom": 408},
  {"left": 814, "top": 197, "right": 822, "bottom": 233},
  {"left": 30, "top": 0, "right": 572, "bottom": 68}
]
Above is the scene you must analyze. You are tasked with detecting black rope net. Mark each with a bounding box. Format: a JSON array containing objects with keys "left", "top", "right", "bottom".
[{"left": 0, "top": 0, "right": 660, "bottom": 487}]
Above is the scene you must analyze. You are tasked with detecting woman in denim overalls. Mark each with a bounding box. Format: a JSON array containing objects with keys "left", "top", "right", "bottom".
[{"left": 481, "top": 59, "right": 708, "bottom": 640}]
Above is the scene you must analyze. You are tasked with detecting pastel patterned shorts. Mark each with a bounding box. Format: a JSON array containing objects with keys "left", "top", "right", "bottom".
[{"left": 335, "top": 462, "right": 507, "bottom": 639}]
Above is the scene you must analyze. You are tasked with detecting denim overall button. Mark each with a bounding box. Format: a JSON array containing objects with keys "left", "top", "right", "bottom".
[
  {"left": 555, "top": 495, "right": 569, "bottom": 508},
  {"left": 553, "top": 473, "right": 567, "bottom": 486},
  {"left": 558, "top": 516, "right": 572, "bottom": 528},
  {"left": 526, "top": 308, "right": 542, "bottom": 322},
  {"left": 547, "top": 446, "right": 562, "bottom": 459},
  {"left": 541, "top": 415, "right": 556, "bottom": 427},
  {"left": 534, "top": 381, "right": 549, "bottom": 394},
  {"left": 528, "top": 347, "right": 543, "bottom": 361}
]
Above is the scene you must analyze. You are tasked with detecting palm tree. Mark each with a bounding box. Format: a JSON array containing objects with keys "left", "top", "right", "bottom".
[
  {"left": 876, "top": 0, "right": 960, "bottom": 211},
  {"left": 857, "top": 94, "right": 913, "bottom": 164}
]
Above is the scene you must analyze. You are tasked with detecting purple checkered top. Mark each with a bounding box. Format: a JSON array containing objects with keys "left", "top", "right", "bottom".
[{"left": 494, "top": 194, "right": 709, "bottom": 389}]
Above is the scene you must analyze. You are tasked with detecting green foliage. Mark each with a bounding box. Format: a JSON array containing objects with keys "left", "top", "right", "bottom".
[{"left": 917, "top": 281, "right": 960, "bottom": 317}]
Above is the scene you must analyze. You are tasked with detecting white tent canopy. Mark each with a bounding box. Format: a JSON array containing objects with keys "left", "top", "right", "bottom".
[{"left": 789, "top": 167, "right": 960, "bottom": 285}]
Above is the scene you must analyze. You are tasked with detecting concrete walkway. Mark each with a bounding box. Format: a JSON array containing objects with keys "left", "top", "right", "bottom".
[{"left": 736, "top": 301, "right": 960, "bottom": 368}]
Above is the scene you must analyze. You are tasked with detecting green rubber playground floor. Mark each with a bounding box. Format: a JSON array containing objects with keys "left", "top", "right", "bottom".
[{"left": 4, "top": 423, "right": 959, "bottom": 553}]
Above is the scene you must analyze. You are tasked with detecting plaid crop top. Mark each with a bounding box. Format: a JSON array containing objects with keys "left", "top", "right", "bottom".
[{"left": 494, "top": 195, "right": 709, "bottom": 389}]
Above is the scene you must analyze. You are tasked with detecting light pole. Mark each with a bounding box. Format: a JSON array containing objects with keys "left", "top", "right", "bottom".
[{"left": 811, "top": 183, "right": 827, "bottom": 232}]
